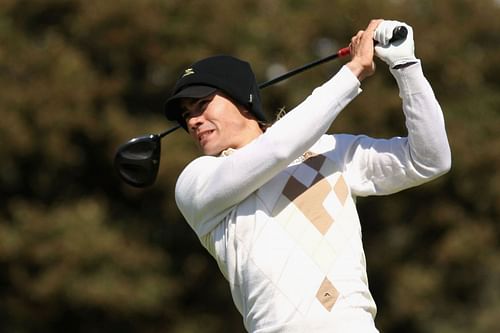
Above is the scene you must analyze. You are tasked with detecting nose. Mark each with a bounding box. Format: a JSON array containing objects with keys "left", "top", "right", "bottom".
[{"left": 187, "top": 113, "right": 204, "bottom": 133}]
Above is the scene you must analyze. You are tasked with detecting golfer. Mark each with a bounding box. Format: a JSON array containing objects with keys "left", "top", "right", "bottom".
[{"left": 164, "top": 19, "right": 451, "bottom": 333}]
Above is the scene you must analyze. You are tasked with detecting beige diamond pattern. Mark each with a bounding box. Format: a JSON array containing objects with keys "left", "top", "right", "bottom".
[{"left": 316, "top": 277, "right": 339, "bottom": 311}]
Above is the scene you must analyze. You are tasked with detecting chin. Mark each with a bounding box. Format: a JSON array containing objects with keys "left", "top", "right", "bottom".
[{"left": 201, "top": 146, "right": 221, "bottom": 156}]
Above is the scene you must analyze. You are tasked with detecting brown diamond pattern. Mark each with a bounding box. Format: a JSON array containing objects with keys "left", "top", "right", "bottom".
[
  {"left": 316, "top": 277, "right": 339, "bottom": 312},
  {"left": 304, "top": 154, "right": 326, "bottom": 172}
]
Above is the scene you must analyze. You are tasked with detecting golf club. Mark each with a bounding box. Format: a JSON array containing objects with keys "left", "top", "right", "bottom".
[
  {"left": 115, "top": 26, "right": 407, "bottom": 187},
  {"left": 114, "top": 126, "right": 179, "bottom": 187}
]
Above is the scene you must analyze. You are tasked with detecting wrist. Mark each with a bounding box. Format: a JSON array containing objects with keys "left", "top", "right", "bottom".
[
  {"left": 392, "top": 60, "right": 418, "bottom": 69},
  {"left": 346, "top": 60, "right": 374, "bottom": 81}
]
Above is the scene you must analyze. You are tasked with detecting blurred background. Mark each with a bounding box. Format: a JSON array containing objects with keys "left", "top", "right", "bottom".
[{"left": 0, "top": 0, "right": 499, "bottom": 332}]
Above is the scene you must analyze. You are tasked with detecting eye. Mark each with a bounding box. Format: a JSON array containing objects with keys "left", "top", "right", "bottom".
[{"left": 181, "top": 108, "right": 191, "bottom": 120}]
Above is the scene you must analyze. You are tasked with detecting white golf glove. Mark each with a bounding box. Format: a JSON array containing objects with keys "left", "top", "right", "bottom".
[{"left": 374, "top": 20, "right": 417, "bottom": 68}]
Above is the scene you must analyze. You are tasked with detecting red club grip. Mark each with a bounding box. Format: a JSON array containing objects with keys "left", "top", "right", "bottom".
[{"left": 337, "top": 47, "right": 351, "bottom": 57}]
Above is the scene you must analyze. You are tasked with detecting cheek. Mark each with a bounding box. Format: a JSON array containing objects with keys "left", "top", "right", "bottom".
[{"left": 220, "top": 110, "right": 247, "bottom": 130}]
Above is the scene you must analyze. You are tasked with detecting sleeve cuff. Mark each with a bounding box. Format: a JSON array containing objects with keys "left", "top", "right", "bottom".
[{"left": 389, "top": 60, "right": 431, "bottom": 97}]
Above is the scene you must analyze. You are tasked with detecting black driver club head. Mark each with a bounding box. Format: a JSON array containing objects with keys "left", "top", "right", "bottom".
[{"left": 114, "top": 134, "right": 162, "bottom": 187}]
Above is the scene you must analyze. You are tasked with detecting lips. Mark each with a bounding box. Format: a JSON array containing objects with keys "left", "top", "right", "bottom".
[{"left": 197, "top": 129, "right": 215, "bottom": 145}]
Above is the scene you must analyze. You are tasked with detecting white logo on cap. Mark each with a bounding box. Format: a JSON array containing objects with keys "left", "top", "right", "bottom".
[{"left": 182, "top": 68, "right": 195, "bottom": 77}]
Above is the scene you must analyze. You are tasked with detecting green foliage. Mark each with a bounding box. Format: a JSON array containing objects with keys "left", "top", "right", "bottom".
[
  {"left": 0, "top": 199, "right": 176, "bottom": 332},
  {"left": 0, "top": 0, "right": 498, "bottom": 332}
]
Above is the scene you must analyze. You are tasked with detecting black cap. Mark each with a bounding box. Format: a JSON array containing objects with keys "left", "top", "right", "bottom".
[{"left": 164, "top": 55, "right": 266, "bottom": 130}]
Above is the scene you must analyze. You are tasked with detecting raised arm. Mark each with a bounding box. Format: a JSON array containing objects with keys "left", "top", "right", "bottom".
[{"left": 341, "top": 21, "right": 451, "bottom": 195}]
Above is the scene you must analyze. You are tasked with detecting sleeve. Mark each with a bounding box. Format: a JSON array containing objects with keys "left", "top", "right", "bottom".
[
  {"left": 175, "top": 66, "right": 362, "bottom": 236},
  {"left": 338, "top": 60, "right": 452, "bottom": 196}
]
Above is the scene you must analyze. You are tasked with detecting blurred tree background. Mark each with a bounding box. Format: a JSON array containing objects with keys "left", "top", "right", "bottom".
[{"left": 0, "top": 0, "right": 498, "bottom": 332}]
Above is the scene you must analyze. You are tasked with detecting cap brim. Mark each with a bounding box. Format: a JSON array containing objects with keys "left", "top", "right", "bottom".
[
  {"left": 170, "top": 85, "right": 217, "bottom": 101},
  {"left": 164, "top": 85, "right": 217, "bottom": 123}
]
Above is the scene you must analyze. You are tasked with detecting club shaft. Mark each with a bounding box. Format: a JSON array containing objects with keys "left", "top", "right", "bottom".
[
  {"left": 159, "top": 124, "right": 182, "bottom": 137},
  {"left": 258, "top": 48, "right": 350, "bottom": 89}
]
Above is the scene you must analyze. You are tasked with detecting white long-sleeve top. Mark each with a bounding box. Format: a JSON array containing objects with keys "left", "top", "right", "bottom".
[{"left": 175, "top": 62, "right": 451, "bottom": 333}]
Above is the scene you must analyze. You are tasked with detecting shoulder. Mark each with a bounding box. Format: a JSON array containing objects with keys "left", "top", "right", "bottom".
[
  {"left": 176, "top": 155, "right": 220, "bottom": 188},
  {"left": 181, "top": 155, "right": 220, "bottom": 173},
  {"left": 173, "top": 155, "right": 221, "bottom": 219}
]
